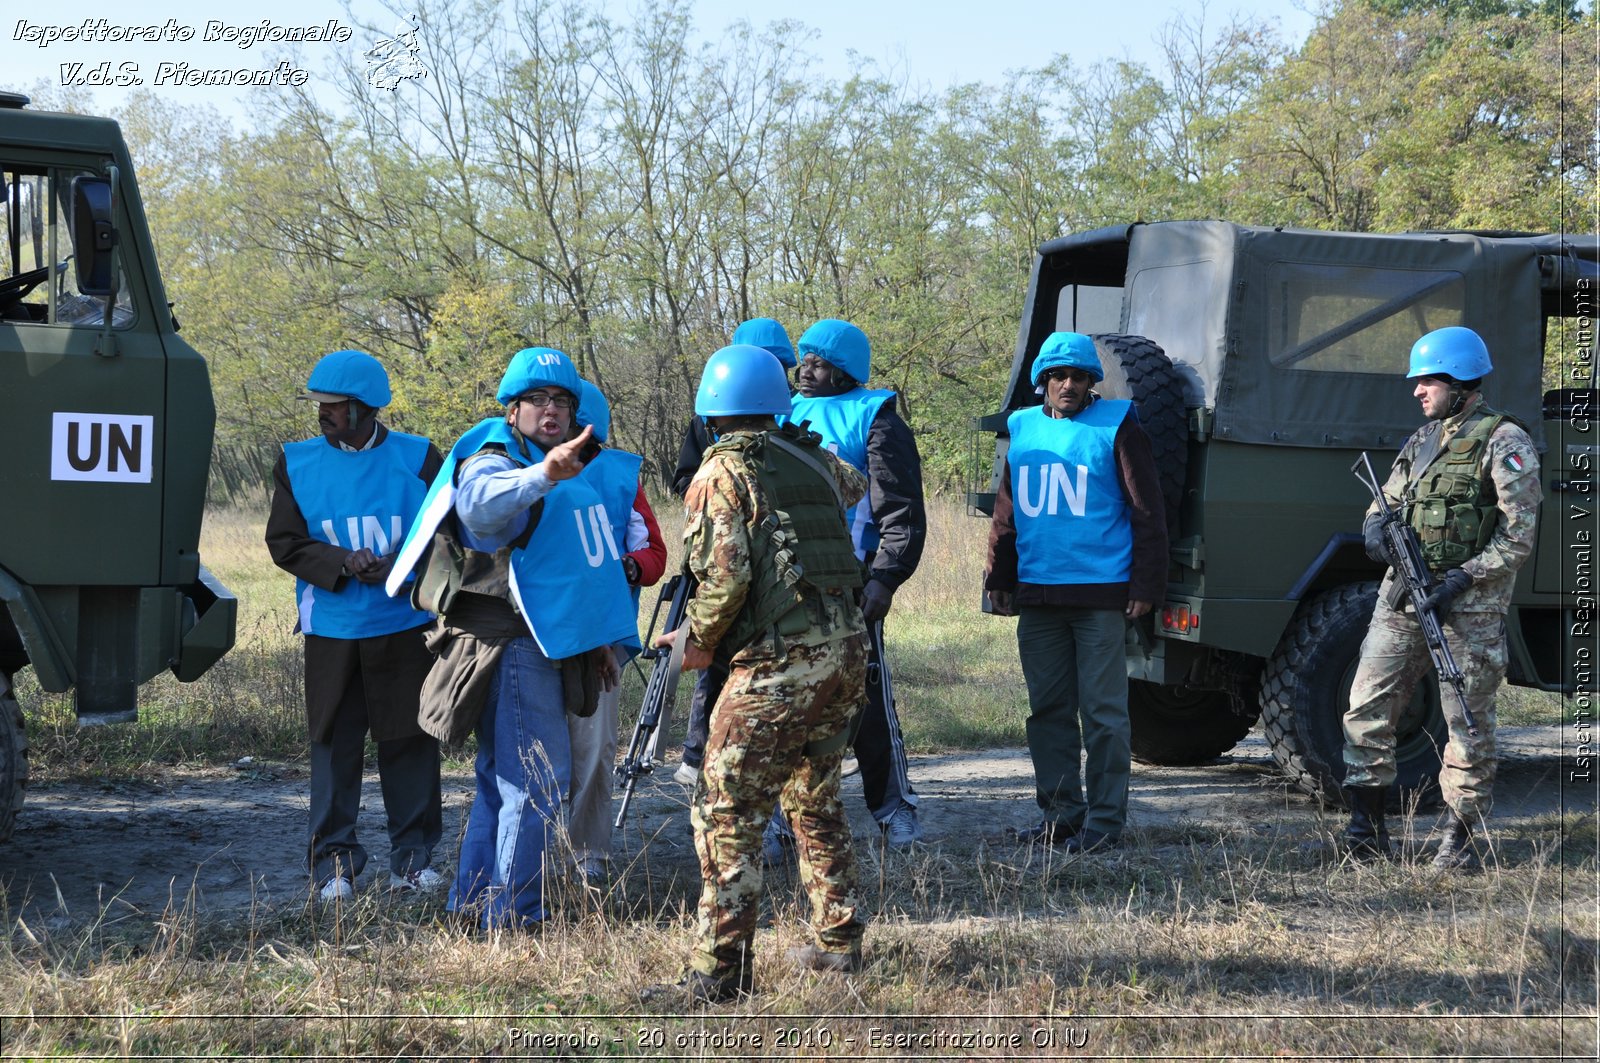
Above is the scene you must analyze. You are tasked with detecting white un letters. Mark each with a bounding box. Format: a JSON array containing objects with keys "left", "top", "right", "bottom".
[
  {"left": 574, "top": 503, "right": 621, "bottom": 567},
  {"left": 1016, "top": 462, "right": 1089, "bottom": 518},
  {"left": 320, "top": 515, "right": 404, "bottom": 554}
]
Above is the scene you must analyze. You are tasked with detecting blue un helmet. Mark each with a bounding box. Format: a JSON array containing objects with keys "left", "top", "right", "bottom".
[
  {"left": 301, "top": 349, "right": 392, "bottom": 407},
  {"left": 730, "top": 317, "right": 797, "bottom": 369},
  {"left": 1408, "top": 326, "right": 1493, "bottom": 381},
  {"left": 797, "top": 318, "right": 870, "bottom": 384},
  {"left": 575, "top": 379, "right": 611, "bottom": 443},
  {"left": 695, "top": 344, "right": 790, "bottom": 417},
  {"left": 496, "top": 347, "right": 580, "bottom": 405},
  {"left": 1030, "top": 331, "right": 1103, "bottom": 388}
]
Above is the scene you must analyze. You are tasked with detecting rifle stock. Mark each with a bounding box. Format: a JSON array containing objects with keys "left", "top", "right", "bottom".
[
  {"left": 1352, "top": 453, "right": 1478, "bottom": 737},
  {"left": 613, "top": 572, "right": 693, "bottom": 829}
]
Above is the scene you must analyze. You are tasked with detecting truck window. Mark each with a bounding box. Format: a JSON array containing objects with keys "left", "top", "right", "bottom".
[
  {"left": 1, "top": 163, "right": 133, "bottom": 327},
  {"left": 1267, "top": 262, "right": 1464, "bottom": 374},
  {"left": 1054, "top": 284, "right": 1123, "bottom": 334}
]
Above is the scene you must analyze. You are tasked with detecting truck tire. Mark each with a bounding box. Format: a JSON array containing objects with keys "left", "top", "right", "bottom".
[
  {"left": 1090, "top": 334, "right": 1187, "bottom": 526},
  {"left": 1259, "top": 582, "right": 1445, "bottom": 809},
  {"left": 1128, "top": 680, "right": 1258, "bottom": 765},
  {"left": 0, "top": 674, "right": 26, "bottom": 843}
]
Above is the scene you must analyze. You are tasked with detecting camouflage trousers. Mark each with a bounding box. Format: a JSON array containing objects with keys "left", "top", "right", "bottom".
[
  {"left": 1343, "top": 601, "right": 1507, "bottom": 820},
  {"left": 690, "top": 630, "right": 869, "bottom": 982}
]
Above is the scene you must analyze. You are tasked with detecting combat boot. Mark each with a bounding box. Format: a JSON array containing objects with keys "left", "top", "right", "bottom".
[
  {"left": 1431, "top": 812, "right": 1480, "bottom": 871},
  {"left": 1342, "top": 786, "right": 1393, "bottom": 860}
]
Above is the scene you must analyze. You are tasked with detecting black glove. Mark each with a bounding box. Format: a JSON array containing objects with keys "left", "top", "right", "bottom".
[
  {"left": 1362, "top": 514, "right": 1394, "bottom": 567},
  {"left": 860, "top": 579, "right": 895, "bottom": 625},
  {"left": 1418, "top": 567, "right": 1472, "bottom": 617}
]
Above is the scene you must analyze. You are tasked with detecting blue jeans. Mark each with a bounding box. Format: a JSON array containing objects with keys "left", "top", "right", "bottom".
[{"left": 448, "top": 637, "right": 571, "bottom": 928}]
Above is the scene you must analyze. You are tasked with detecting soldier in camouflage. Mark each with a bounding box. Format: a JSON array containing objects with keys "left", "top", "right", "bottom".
[
  {"left": 645, "top": 343, "right": 870, "bottom": 1006},
  {"left": 1345, "top": 326, "right": 1541, "bottom": 869}
]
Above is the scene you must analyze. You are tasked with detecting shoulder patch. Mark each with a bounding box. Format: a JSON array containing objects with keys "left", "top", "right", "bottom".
[{"left": 1504, "top": 452, "right": 1525, "bottom": 473}]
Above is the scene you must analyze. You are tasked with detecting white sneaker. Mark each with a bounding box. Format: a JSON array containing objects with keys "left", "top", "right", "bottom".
[
  {"left": 884, "top": 806, "right": 923, "bottom": 846},
  {"left": 674, "top": 761, "right": 699, "bottom": 786},
  {"left": 390, "top": 868, "right": 445, "bottom": 894},
  {"left": 762, "top": 812, "right": 796, "bottom": 866},
  {"left": 840, "top": 756, "right": 860, "bottom": 779},
  {"left": 319, "top": 876, "right": 355, "bottom": 903}
]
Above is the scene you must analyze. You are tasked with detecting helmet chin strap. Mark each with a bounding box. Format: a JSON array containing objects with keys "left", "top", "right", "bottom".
[{"left": 1443, "top": 381, "right": 1468, "bottom": 419}]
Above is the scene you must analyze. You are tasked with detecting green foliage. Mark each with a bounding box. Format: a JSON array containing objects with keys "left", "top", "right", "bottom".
[{"left": 107, "top": 0, "right": 1596, "bottom": 485}]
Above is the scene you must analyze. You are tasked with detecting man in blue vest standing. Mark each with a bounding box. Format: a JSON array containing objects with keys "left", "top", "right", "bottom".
[
  {"left": 983, "top": 332, "right": 1167, "bottom": 853},
  {"left": 386, "top": 347, "right": 639, "bottom": 930},
  {"left": 789, "top": 318, "right": 927, "bottom": 845},
  {"left": 266, "top": 349, "right": 445, "bottom": 903}
]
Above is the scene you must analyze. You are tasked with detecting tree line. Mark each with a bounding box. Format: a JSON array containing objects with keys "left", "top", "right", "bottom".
[{"left": 29, "top": 0, "right": 1596, "bottom": 491}]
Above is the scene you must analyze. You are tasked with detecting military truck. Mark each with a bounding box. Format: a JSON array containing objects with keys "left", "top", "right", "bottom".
[
  {"left": 0, "top": 92, "right": 237, "bottom": 842},
  {"left": 973, "top": 220, "right": 1595, "bottom": 804}
]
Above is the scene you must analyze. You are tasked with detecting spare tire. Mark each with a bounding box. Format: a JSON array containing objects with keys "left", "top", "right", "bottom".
[
  {"left": 1090, "top": 334, "right": 1187, "bottom": 529},
  {"left": 1259, "top": 582, "right": 1445, "bottom": 809}
]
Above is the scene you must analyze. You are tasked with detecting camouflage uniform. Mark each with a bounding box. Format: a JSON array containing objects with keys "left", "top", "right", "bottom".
[
  {"left": 682, "top": 429, "right": 870, "bottom": 984},
  {"left": 1344, "top": 396, "right": 1541, "bottom": 819}
]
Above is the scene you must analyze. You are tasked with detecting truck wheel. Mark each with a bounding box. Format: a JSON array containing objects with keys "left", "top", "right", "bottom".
[
  {"left": 0, "top": 674, "right": 26, "bottom": 843},
  {"left": 1090, "top": 334, "right": 1188, "bottom": 527},
  {"left": 1128, "top": 680, "right": 1258, "bottom": 765},
  {"left": 1259, "top": 582, "right": 1445, "bottom": 809}
]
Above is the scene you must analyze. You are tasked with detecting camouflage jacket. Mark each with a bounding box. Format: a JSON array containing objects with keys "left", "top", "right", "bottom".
[
  {"left": 683, "top": 429, "right": 868, "bottom": 654},
  {"left": 1371, "top": 395, "right": 1542, "bottom": 614}
]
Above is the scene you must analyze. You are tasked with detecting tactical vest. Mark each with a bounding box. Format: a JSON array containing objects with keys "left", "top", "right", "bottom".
[
  {"left": 1403, "top": 406, "right": 1510, "bottom": 570},
  {"left": 704, "top": 425, "right": 864, "bottom": 654}
]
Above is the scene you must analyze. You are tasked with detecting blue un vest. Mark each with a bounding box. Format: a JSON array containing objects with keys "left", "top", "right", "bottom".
[
  {"left": 385, "top": 418, "right": 639, "bottom": 659},
  {"left": 581, "top": 446, "right": 646, "bottom": 653},
  {"left": 283, "top": 431, "right": 432, "bottom": 639},
  {"left": 788, "top": 388, "right": 894, "bottom": 558},
  {"left": 1007, "top": 399, "right": 1134, "bottom": 586}
]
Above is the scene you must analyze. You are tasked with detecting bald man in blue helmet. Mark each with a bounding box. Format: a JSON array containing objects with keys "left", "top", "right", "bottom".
[{"left": 266, "top": 350, "right": 445, "bottom": 903}]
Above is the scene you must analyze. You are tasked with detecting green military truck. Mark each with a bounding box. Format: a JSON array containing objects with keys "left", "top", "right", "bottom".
[
  {"left": 0, "top": 92, "right": 237, "bottom": 841},
  {"left": 974, "top": 220, "right": 1595, "bottom": 804}
]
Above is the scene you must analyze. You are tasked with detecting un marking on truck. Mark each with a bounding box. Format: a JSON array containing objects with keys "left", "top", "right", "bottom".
[{"left": 50, "top": 412, "right": 153, "bottom": 483}]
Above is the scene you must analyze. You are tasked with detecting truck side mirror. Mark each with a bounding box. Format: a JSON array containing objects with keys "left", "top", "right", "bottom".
[{"left": 70, "top": 175, "right": 116, "bottom": 296}]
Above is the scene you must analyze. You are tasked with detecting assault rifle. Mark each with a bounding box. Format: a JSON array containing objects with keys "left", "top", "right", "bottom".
[
  {"left": 614, "top": 572, "right": 694, "bottom": 828},
  {"left": 1352, "top": 452, "right": 1478, "bottom": 737}
]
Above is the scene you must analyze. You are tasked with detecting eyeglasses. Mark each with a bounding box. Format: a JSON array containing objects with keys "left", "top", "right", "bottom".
[
  {"left": 1042, "top": 368, "right": 1091, "bottom": 384},
  {"left": 518, "top": 392, "right": 574, "bottom": 409}
]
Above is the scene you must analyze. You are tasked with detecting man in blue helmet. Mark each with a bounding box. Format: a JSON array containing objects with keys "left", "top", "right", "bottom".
[
  {"left": 645, "top": 344, "right": 869, "bottom": 1005},
  {"left": 788, "top": 318, "right": 928, "bottom": 846},
  {"left": 1343, "top": 326, "right": 1541, "bottom": 869},
  {"left": 567, "top": 379, "right": 667, "bottom": 883},
  {"left": 266, "top": 349, "right": 445, "bottom": 903},
  {"left": 671, "top": 319, "right": 799, "bottom": 797},
  {"left": 385, "top": 347, "right": 639, "bottom": 929},
  {"left": 984, "top": 332, "right": 1167, "bottom": 853}
]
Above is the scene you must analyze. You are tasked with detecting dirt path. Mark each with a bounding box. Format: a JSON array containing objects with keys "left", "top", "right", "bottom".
[{"left": 0, "top": 726, "right": 1589, "bottom": 930}]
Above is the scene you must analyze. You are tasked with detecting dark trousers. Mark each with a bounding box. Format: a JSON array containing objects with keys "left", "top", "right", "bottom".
[
  {"left": 1015, "top": 605, "right": 1130, "bottom": 839},
  {"left": 308, "top": 667, "right": 443, "bottom": 886}
]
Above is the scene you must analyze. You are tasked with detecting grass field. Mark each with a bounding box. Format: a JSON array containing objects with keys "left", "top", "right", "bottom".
[{"left": 1, "top": 498, "right": 1594, "bottom": 1059}]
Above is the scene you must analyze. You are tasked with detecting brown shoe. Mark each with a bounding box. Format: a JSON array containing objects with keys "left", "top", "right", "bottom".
[
  {"left": 786, "top": 943, "right": 863, "bottom": 973},
  {"left": 641, "top": 968, "right": 752, "bottom": 1007}
]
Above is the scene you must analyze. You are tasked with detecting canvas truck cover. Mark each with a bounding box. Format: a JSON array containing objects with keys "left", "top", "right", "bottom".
[{"left": 1109, "top": 221, "right": 1583, "bottom": 452}]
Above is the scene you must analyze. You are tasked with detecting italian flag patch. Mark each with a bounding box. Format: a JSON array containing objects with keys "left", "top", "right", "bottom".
[{"left": 1504, "top": 453, "right": 1525, "bottom": 472}]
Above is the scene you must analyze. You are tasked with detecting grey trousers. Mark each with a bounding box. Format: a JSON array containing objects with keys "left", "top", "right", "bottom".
[
  {"left": 1016, "top": 605, "right": 1131, "bottom": 839},
  {"left": 566, "top": 645, "right": 627, "bottom": 865}
]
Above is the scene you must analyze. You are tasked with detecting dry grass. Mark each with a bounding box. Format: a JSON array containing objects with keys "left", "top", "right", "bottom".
[{"left": 1, "top": 498, "right": 1595, "bottom": 1058}]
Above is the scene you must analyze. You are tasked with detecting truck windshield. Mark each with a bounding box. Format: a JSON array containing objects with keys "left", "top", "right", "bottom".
[{"left": 0, "top": 163, "right": 133, "bottom": 327}]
